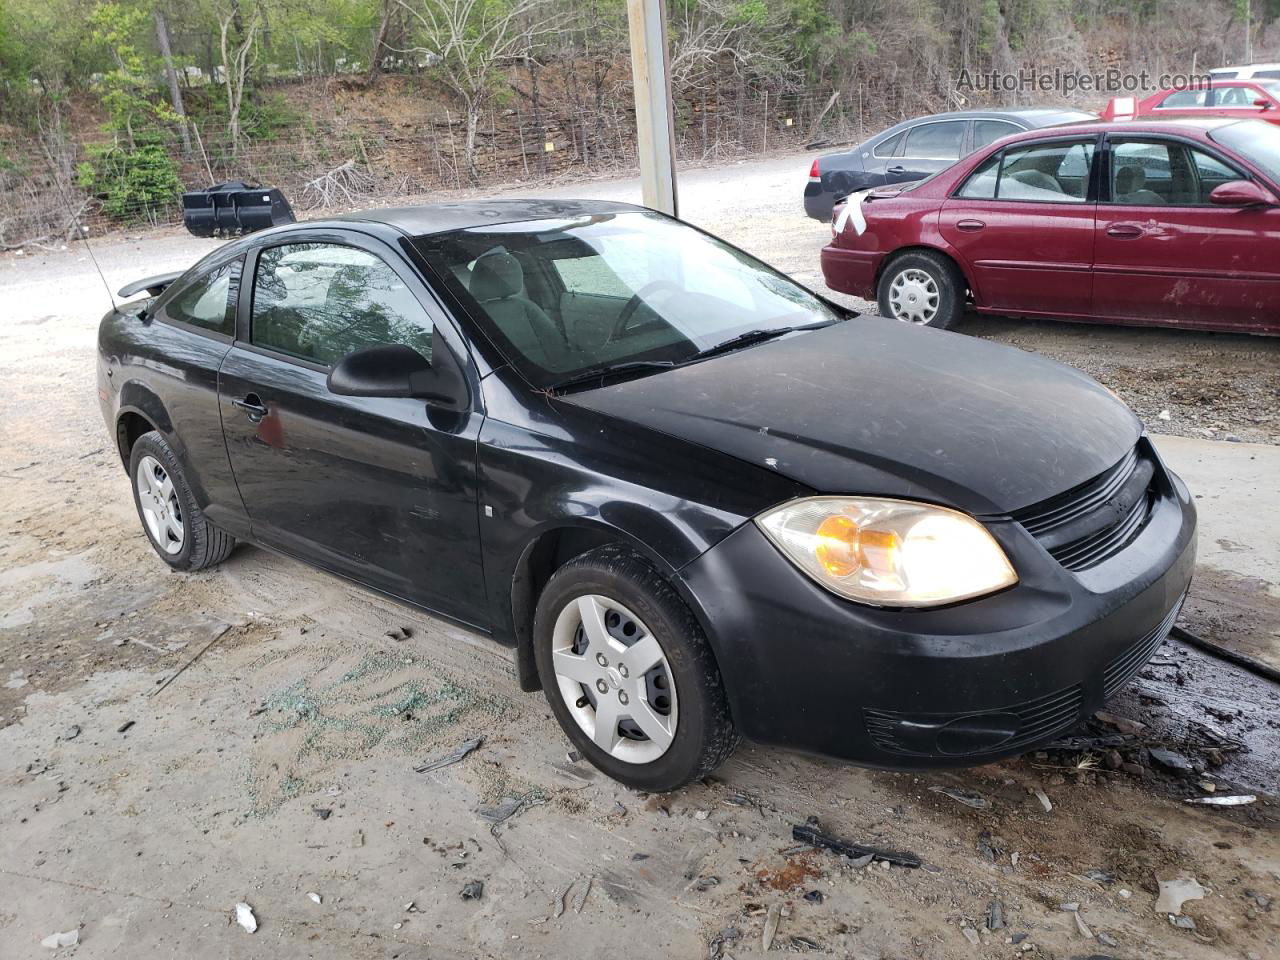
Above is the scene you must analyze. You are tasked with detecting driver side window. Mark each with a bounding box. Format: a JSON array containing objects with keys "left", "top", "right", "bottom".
[{"left": 251, "top": 243, "right": 433, "bottom": 366}]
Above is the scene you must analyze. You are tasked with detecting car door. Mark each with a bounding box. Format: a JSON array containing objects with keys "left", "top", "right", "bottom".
[
  {"left": 218, "top": 229, "right": 490, "bottom": 625},
  {"left": 133, "top": 256, "right": 250, "bottom": 535},
  {"left": 939, "top": 135, "right": 1100, "bottom": 317},
  {"left": 1207, "top": 84, "right": 1275, "bottom": 121},
  {"left": 887, "top": 119, "right": 968, "bottom": 184},
  {"left": 1093, "top": 135, "right": 1280, "bottom": 332}
]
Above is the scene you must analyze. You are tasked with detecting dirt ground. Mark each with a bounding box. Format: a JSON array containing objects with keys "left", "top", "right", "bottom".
[{"left": 1, "top": 152, "right": 1277, "bottom": 959}]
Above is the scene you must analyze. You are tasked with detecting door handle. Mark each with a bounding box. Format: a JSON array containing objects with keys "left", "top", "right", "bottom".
[
  {"left": 232, "top": 394, "right": 268, "bottom": 422},
  {"left": 887, "top": 165, "right": 906, "bottom": 175},
  {"left": 1106, "top": 223, "right": 1145, "bottom": 238},
  {"left": 956, "top": 218, "right": 986, "bottom": 232}
]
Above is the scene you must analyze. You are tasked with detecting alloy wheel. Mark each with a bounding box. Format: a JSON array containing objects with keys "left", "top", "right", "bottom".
[
  {"left": 888, "top": 268, "right": 940, "bottom": 324},
  {"left": 136, "top": 455, "right": 185, "bottom": 555},
  {"left": 550, "top": 594, "right": 678, "bottom": 764}
]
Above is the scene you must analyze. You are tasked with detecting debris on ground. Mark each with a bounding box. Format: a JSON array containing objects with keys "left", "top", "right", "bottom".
[
  {"left": 311, "top": 806, "right": 332, "bottom": 819},
  {"left": 476, "top": 796, "right": 527, "bottom": 823},
  {"left": 40, "top": 930, "right": 79, "bottom": 949},
  {"left": 803, "top": 889, "right": 824, "bottom": 904},
  {"left": 59, "top": 725, "right": 80, "bottom": 742},
  {"left": 1032, "top": 788, "right": 1053, "bottom": 812},
  {"left": 1154, "top": 874, "right": 1206, "bottom": 915},
  {"left": 1184, "top": 794, "right": 1256, "bottom": 806},
  {"left": 307, "top": 892, "right": 322, "bottom": 904},
  {"left": 1095, "top": 710, "right": 1147, "bottom": 735},
  {"left": 792, "top": 823, "right": 921, "bottom": 869},
  {"left": 762, "top": 902, "right": 783, "bottom": 951},
  {"left": 385, "top": 626, "right": 414, "bottom": 641},
  {"left": 572, "top": 875, "right": 594, "bottom": 914},
  {"left": 117, "top": 720, "right": 135, "bottom": 734},
  {"left": 1074, "top": 911, "right": 1094, "bottom": 938},
  {"left": 351, "top": 829, "right": 364, "bottom": 848},
  {"left": 413, "top": 736, "right": 483, "bottom": 773},
  {"left": 460, "top": 879, "right": 484, "bottom": 901},
  {"left": 987, "top": 899, "right": 1005, "bottom": 930},
  {"left": 929, "top": 784, "right": 990, "bottom": 809},
  {"left": 234, "top": 902, "right": 258, "bottom": 933}
]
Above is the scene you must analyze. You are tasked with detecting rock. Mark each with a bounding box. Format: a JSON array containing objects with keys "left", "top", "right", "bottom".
[
  {"left": 1105, "top": 750, "right": 1122, "bottom": 770},
  {"left": 1098, "top": 932, "right": 1119, "bottom": 947},
  {"left": 987, "top": 900, "right": 1005, "bottom": 930},
  {"left": 1121, "top": 761, "right": 1145, "bottom": 777},
  {"left": 1149, "top": 748, "right": 1193, "bottom": 774},
  {"left": 307, "top": 892, "right": 322, "bottom": 904},
  {"left": 960, "top": 924, "right": 980, "bottom": 946},
  {"left": 804, "top": 889, "right": 824, "bottom": 904},
  {"left": 1154, "top": 874, "right": 1206, "bottom": 915},
  {"left": 234, "top": 902, "right": 258, "bottom": 933},
  {"left": 41, "top": 930, "right": 79, "bottom": 949},
  {"left": 1170, "top": 914, "right": 1197, "bottom": 930},
  {"left": 460, "top": 880, "right": 484, "bottom": 901}
]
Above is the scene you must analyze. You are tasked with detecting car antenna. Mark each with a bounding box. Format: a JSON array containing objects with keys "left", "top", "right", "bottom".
[{"left": 40, "top": 147, "right": 116, "bottom": 310}]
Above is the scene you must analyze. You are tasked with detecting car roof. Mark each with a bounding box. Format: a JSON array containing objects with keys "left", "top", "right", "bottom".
[
  {"left": 880, "top": 107, "right": 1094, "bottom": 126},
  {"left": 329, "top": 198, "right": 646, "bottom": 236},
  {"left": 998, "top": 116, "right": 1248, "bottom": 138}
]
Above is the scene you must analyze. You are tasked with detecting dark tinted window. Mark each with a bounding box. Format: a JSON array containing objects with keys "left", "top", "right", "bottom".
[
  {"left": 251, "top": 243, "right": 433, "bottom": 365},
  {"left": 166, "top": 260, "right": 240, "bottom": 335},
  {"left": 901, "top": 121, "right": 965, "bottom": 159},
  {"left": 973, "top": 120, "right": 1021, "bottom": 149},
  {"left": 872, "top": 131, "right": 904, "bottom": 158}
]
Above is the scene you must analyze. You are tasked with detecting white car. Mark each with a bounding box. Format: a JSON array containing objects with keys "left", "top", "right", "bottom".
[{"left": 1210, "top": 63, "right": 1280, "bottom": 80}]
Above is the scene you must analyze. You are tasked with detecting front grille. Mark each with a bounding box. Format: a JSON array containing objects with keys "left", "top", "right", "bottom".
[
  {"left": 1013, "top": 445, "right": 1155, "bottom": 571},
  {"left": 1103, "top": 597, "right": 1184, "bottom": 699},
  {"left": 864, "top": 683, "right": 1084, "bottom": 757}
]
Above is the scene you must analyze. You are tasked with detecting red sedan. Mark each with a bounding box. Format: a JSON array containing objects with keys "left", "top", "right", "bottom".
[
  {"left": 1102, "top": 80, "right": 1280, "bottom": 126},
  {"left": 821, "top": 118, "right": 1280, "bottom": 335}
]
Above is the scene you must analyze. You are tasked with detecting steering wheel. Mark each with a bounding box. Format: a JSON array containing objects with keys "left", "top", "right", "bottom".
[{"left": 608, "top": 280, "right": 683, "bottom": 343}]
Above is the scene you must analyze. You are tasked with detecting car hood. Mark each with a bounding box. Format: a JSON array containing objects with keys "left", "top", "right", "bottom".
[{"left": 563, "top": 317, "right": 1142, "bottom": 515}]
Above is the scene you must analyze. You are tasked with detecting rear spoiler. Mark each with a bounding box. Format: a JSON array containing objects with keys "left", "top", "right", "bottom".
[
  {"left": 117, "top": 271, "right": 183, "bottom": 299},
  {"left": 1100, "top": 96, "right": 1138, "bottom": 122}
]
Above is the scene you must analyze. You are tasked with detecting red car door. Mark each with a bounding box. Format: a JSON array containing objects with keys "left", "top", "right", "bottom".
[
  {"left": 940, "top": 136, "right": 1099, "bottom": 317},
  {"left": 1093, "top": 134, "right": 1280, "bottom": 333}
]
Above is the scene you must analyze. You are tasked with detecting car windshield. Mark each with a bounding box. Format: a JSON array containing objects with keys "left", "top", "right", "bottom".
[
  {"left": 415, "top": 210, "right": 843, "bottom": 389},
  {"left": 1209, "top": 120, "right": 1280, "bottom": 182}
]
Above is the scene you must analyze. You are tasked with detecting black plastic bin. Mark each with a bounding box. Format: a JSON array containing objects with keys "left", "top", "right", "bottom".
[{"left": 181, "top": 181, "right": 295, "bottom": 238}]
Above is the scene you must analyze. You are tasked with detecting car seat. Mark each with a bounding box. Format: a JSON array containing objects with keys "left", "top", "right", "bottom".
[
  {"left": 470, "top": 251, "right": 569, "bottom": 369},
  {"left": 1114, "top": 165, "right": 1164, "bottom": 205}
]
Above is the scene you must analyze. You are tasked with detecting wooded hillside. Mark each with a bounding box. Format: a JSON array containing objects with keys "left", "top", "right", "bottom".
[{"left": 1, "top": 0, "right": 1277, "bottom": 245}]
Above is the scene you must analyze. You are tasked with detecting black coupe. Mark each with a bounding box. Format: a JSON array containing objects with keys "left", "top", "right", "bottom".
[{"left": 98, "top": 200, "right": 1195, "bottom": 790}]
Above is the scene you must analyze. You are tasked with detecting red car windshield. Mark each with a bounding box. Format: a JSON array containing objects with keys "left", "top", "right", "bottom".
[{"left": 1210, "top": 120, "right": 1280, "bottom": 182}]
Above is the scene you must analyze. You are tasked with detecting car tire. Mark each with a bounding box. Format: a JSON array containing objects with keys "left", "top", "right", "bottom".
[
  {"left": 129, "top": 430, "right": 235, "bottom": 571},
  {"left": 877, "top": 250, "right": 965, "bottom": 329},
  {"left": 532, "top": 545, "right": 738, "bottom": 791}
]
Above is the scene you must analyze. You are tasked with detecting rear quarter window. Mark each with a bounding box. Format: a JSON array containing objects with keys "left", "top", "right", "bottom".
[{"left": 164, "top": 260, "right": 241, "bottom": 336}]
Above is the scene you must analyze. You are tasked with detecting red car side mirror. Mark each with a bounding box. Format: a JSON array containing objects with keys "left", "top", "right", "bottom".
[
  {"left": 1253, "top": 98, "right": 1273, "bottom": 109},
  {"left": 1209, "top": 180, "right": 1278, "bottom": 206}
]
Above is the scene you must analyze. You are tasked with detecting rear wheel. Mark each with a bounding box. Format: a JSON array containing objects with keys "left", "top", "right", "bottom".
[
  {"left": 533, "top": 545, "right": 738, "bottom": 791},
  {"left": 877, "top": 250, "right": 965, "bottom": 329},
  {"left": 129, "top": 431, "right": 235, "bottom": 571}
]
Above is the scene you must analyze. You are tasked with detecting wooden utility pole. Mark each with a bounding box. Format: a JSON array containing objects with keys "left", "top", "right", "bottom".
[{"left": 626, "top": 0, "right": 677, "bottom": 217}]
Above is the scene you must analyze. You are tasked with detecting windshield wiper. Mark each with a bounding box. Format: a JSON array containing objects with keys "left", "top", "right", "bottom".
[
  {"left": 548, "top": 360, "right": 677, "bottom": 393},
  {"left": 690, "top": 318, "right": 841, "bottom": 363}
]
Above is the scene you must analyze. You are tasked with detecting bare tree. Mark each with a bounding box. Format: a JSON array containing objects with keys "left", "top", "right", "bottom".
[
  {"left": 153, "top": 7, "right": 192, "bottom": 153},
  {"left": 396, "top": 0, "right": 568, "bottom": 183},
  {"left": 220, "top": 6, "right": 262, "bottom": 153},
  {"left": 667, "top": 0, "right": 797, "bottom": 89}
]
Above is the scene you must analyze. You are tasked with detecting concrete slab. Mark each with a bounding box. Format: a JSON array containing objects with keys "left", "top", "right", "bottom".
[{"left": 1154, "top": 435, "right": 1280, "bottom": 672}]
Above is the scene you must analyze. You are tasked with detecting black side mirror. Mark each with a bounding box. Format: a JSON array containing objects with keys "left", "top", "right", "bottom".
[{"left": 327, "top": 333, "right": 467, "bottom": 408}]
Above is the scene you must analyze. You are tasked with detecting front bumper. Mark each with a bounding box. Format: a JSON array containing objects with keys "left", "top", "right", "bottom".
[
  {"left": 679, "top": 460, "right": 1197, "bottom": 769},
  {"left": 820, "top": 244, "right": 881, "bottom": 301}
]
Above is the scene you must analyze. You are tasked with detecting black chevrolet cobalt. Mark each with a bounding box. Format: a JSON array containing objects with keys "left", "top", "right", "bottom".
[{"left": 97, "top": 200, "right": 1195, "bottom": 790}]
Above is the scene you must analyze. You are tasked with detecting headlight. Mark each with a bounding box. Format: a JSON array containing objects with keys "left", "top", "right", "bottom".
[{"left": 755, "top": 497, "right": 1017, "bottom": 607}]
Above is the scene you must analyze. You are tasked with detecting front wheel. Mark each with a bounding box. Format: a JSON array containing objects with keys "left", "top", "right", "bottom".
[
  {"left": 876, "top": 250, "right": 965, "bottom": 329},
  {"left": 129, "top": 431, "right": 235, "bottom": 571},
  {"left": 532, "top": 546, "right": 738, "bottom": 791}
]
